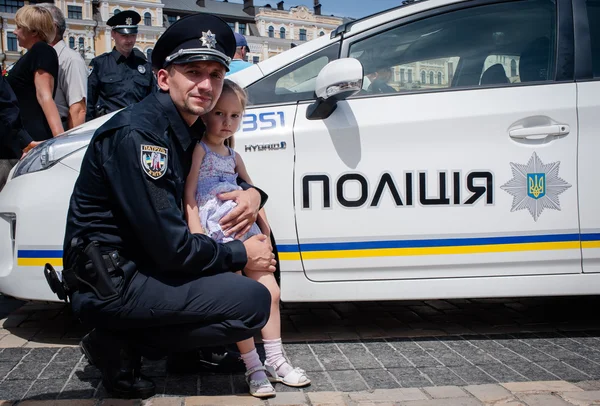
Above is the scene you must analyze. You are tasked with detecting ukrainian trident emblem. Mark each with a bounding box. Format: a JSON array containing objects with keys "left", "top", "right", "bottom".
[{"left": 527, "top": 173, "right": 545, "bottom": 199}]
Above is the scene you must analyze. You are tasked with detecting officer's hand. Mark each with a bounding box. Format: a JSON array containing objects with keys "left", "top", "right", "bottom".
[
  {"left": 218, "top": 188, "right": 261, "bottom": 237},
  {"left": 243, "top": 234, "right": 276, "bottom": 273},
  {"left": 21, "top": 141, "right": 42, "bottom": 158}
]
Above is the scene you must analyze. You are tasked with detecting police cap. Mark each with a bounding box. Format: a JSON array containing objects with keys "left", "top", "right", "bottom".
[
  {"left": 107, "top": 10, "right": 140, "bottom": 35},
  {"left": 151, "top": 14, "right": 235, "bottom": 71}
]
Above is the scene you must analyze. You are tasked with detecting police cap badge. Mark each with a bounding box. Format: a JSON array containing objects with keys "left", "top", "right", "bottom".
[{"left": 107, "top": 10, "right": 141, "bottom": 35}]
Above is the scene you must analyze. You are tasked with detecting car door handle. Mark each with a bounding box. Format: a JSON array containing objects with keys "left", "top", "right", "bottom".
[{"left": 509, "top": 124, "right": 570, "bottom": 140}]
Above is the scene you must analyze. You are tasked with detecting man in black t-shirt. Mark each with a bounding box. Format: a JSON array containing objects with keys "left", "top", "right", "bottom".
[{"left": 86, "top": 11, "right": 155, "bottom": 121}]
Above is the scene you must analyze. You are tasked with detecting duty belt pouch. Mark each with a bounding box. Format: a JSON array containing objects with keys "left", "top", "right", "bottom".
[{"left": 77, "top": 241, "right": 119, "bottom": 300}]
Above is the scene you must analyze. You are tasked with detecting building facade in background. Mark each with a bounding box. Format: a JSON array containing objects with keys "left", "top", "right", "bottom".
[{"left": 1, "top": 0, "right": 347, "bottom": 71}]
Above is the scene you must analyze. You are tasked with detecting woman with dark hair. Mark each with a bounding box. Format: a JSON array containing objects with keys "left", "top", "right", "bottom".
[{"left": 7, "top": 4, "right": 62, "bottom": 144}]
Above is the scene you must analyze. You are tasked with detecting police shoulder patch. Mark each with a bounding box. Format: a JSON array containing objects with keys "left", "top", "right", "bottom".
[{"left": 141, "top": 145, "right": 168, "bottom": 180}]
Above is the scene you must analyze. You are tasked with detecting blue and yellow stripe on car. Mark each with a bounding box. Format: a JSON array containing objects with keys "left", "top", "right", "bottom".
[
  {"left": 17, "top": 233, "right": 600, "bottom": 265},
  {"left": 277, "top": 233, "right": 597, "bottom": 261},
  {"left": 17, "top": 250, "right": 63, "bottom": 267}
]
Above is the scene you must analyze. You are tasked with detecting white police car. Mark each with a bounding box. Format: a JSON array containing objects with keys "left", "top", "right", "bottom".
[{"left": 2, "top": 0, "right": 600, "bottom": 302}]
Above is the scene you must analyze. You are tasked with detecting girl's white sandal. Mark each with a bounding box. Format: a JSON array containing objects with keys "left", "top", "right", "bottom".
[
  {"left": 245, "top": 365, "right": 276, "bottom": 398},
  {"left": 265, "top": 363, "right": 311, "bottom": 387}
]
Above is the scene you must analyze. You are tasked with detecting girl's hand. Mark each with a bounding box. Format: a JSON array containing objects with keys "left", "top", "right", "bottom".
[{"left": 218, "top": 188, "right": 261, "bottom": 236}]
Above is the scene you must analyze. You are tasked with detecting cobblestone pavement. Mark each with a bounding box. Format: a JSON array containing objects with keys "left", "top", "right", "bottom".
[{"left": 1, "top": 295, "right": 600, "bottom": 405}]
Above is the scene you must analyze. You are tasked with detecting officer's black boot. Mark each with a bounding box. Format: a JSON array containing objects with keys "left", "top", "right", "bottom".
[{"left": 80, "top": 329, "right": 156, "bottom": 399}]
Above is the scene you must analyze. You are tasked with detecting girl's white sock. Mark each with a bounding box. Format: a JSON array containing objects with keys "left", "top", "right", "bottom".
[
  {"left": 264, "top": 338, "right": 293, "bottom": 377},
  {"left": 241, "top": 349, "right": 267, "bottom": 382}
]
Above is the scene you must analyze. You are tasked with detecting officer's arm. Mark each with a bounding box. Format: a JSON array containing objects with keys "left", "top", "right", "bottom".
[
  {"left": 103, "top": 131, "right": 247, "bottom": 274},
  {"left": 86, "top": 60, "right": 99, "bottom": 122}
]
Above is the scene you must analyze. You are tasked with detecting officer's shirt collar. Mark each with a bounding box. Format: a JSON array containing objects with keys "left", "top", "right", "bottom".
[
  {"left": 155, "top": 91, "right": 195, "bottom": 151},
  {"left": 111, "top": 47, "right": 136, "bottom": 63}
]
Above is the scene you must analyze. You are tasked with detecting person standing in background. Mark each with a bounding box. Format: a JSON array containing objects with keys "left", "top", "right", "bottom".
[
  {"left": 7, "top": 5, "right": 62, "bottom": 141},
  {"left": 226, "top": 32, "right": 253, "bottom": 76},
  {"left": 86, "top": 10, "right": 154, "bottom": 121},
  {"left": 39, "top": 3, "right": 88, "bottom": 130}
]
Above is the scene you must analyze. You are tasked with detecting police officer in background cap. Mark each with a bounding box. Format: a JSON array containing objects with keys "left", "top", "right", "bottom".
[
  {"left": 59, "top": 13, "right": 274, "bottom": 399},
  {"left": 85, "top": 10, "right": 155, "bottom": 121}
]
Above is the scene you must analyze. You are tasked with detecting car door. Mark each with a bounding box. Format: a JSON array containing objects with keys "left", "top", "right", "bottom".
[
  {"left": 239, "top": 43, "right": 340, "bottom": 271},
  {"left": 576, "top": 0, "right": 600, "bottom": 272},
  {"left": 293, "top": 0, "right": 581, "bottom": 282}
]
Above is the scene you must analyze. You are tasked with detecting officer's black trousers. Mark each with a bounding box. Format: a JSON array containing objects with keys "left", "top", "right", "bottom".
[{"left": 72, "top": 270, "right": 271, "bottom": 355}]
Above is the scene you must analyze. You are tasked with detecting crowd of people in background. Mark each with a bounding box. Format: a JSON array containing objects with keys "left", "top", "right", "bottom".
[{"left": 0, "top": 6, "right": 256, "bottom": 193}]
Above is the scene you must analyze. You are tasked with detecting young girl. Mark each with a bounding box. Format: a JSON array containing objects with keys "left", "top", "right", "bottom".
[{"left": 184, "top": 79, "right": 310, "bottom": 398}]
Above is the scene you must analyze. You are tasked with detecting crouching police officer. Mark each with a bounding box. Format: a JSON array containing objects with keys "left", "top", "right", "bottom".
[
  {"left": 86, "top": 10, "right": 155, "bottom": 121},
  {"left": 50, "top": 13, "right": 275, "bottom": 399}
]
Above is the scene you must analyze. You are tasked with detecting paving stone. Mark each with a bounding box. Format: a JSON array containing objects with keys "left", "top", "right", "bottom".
[
  {"left": 24, "top": 348, "right": 59, "bottom": 363},
  {"left": 561, "top": 358, "right": 600, "bottom": 378},
  {"left": 99, "top": 400, "right": 143, "bottom": 406},
  {"left": 301, "top": 371, "right": 335, "bottom": 392},
  {"left": 5, "top": 361, "right": 44, "bottom": 380},
  {"left": 575, "top": 380, "right": 600, "bottom": 390},
  {"left": 57, "top": 377, "right": 100, "bottom": 399},
  {"left": 464, "top": 383, "right": 513, "bottom": 403},
  {"left": 522, "top": 339, "right": 582, "bottom": 360},
  {"left": 307, "top": 391, "right": 347, "bottom": 406},
  {"left": 140, "top": 359, "right": 167, "bottom": 378},
  {"left": 397, "top": 399, "right": 483, "bottom": 406},
  {"left": 387, "top": 339, "right": 423, "bottom": 353},
  {"left": 164, "top": 375, "right": 198, "bottom": 397},
  {"left": 327, "top": 370, "right": 368, "bottom": 392},
  {"left": 397, "top": 351, "right": 442, "bottom": 368},
  {"left": 19, "top": 401, "right": 97, "bottom": 406},
  {"left": 501, "top": 380, "right": 583, "bottom": 393},
  {"left": 423, "top": 386, "right": 469, "bottom": 399},
  {"left": 497, "top": 339, "right": 559, "bottom": 362},
  {"left": 283, "top": 343, "right": 322, "bottom": 372},
  {"left": 558, "top": 390, "right": 600, "bottom": 406},
  {"left": 23, "top": 378, "right": 65, "bottom": 400},
  {"left": 39, "top": 361, "right": 78, "bottom": 380},
  {"left": 143, "top": 398, "right": 183, "bottom": 406},
  {"left": 309, "top": 343, "right": 353, "bottom": 371},
  {"left": 336, "top": 343, "right": 380, "bottom": 369},
  {"left": 536, "top": 361, "right": 592, "bottom": 381},
  {"left": 502, "top": 360, "right": 561, "bottom": 381},
  {"left": 267, "top": 391, "right": 308, "bottom": 405},
  {"left": 388, "top": 368, "right": 433, "bottom": 387},
  {"left": 448, "top": 366, "right": 496, "bottom": 385},
  {"left": 0, "top": 348, "right": 30, "bottom": 362},
  {"left": 516, "top": 393, "right": 573, "bottom": 406},
  {"left": 357, "top": 369, "right": 400, "bottom": 390},
  {"left": 477, "top": 362, "right": 527, "bottom": 383},
  {"left": 53, "top": 348, "right": 84, "bottom": 364},
  {"left": 444, "top": 340, "right": 498, "bottom": 365},
  {"left": 362, "top": 342, "right": 413, "bottom": 368},
  {"left": 348, "top": 388, "right": 428, "bottom": 402},
  {"left": 0, "top": 378, "right": 32, "bottom": 400},
  {"left": 418, "top": 366, "right": 467, "bottom": 386}
]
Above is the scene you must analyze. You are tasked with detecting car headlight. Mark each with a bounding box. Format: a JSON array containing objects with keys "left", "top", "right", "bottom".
[{"left": 12, "top": 132, "right": 92, "bottom": 179}]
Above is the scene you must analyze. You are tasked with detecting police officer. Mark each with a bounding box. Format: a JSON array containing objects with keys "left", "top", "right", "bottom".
[
  {"left": 58, "top": 13, "right": 275, "bottom": 399},
  {"left": 86, "top": 10, "right": 155, "bottom": 121}
]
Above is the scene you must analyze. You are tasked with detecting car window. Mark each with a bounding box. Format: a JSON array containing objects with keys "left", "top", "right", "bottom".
[
  {"left": 349, "top": 0, "right": 556, "bottom": 96},
  {"left": 246, "top": 43, "right": 340, "bottom": 106},
  {"left": 586, "top": 0, "right": 600, "bottom": 77}
]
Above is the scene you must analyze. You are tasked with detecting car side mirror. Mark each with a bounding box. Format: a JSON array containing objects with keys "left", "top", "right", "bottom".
[{"left": 306, "top": 58, "right": 363, "bottom": 120}]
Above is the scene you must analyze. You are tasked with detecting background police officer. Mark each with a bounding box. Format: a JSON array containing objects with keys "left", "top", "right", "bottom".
[
  {"left": 62, "top": 13, "right": 275, "bottom": 399},
  {"left": 86, "top": 10, "right": 155, "bottom": 121}
]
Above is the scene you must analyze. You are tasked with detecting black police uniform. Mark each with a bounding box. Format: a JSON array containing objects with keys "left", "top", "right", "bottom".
[
  {"left": 59, "top": 14, "right": 271, "bottom": 398},
  {"left": 86, "top": 11, "right": 155, "bottom": 121}
]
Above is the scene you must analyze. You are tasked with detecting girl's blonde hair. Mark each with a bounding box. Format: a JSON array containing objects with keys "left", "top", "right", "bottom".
[
  {"left": 221, "top": 79, "right": 247, "bottom": 149},
  {"left": 15, "top": 5, "right": 56, "bottom": 44}
]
